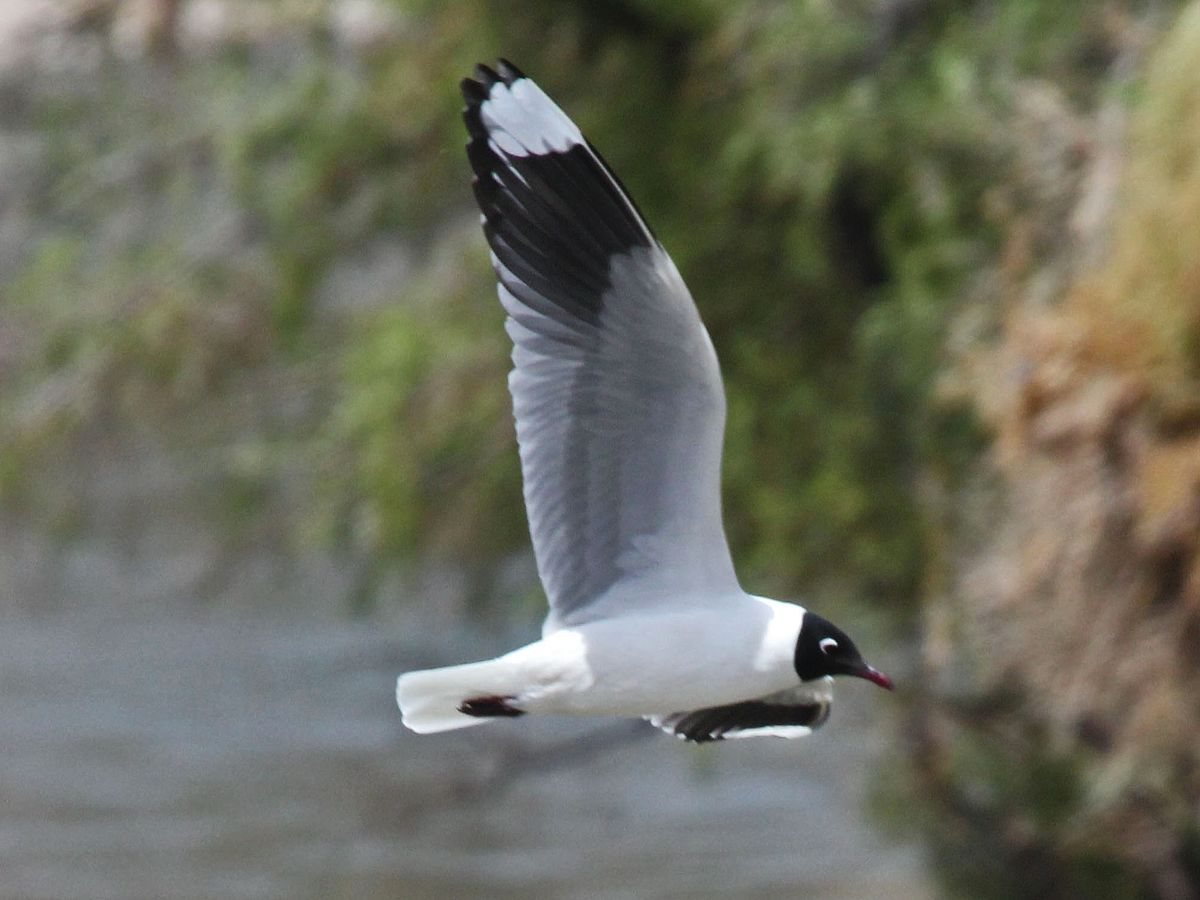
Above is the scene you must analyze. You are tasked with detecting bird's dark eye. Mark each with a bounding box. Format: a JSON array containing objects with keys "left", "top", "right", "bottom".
[{"left": 819, "top": 638, "right": 839, "bottom": 655}]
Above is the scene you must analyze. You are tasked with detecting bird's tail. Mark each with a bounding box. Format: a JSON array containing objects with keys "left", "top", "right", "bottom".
[{"left": 396, "top": 657, "right": 522, "bottom": 734}]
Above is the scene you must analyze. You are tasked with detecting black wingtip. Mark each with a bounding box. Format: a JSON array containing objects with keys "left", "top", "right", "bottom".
[
  {"left": 473, "top": 62, "right": 501, "bottom": 89},
  {"left": 463, "top": 60, "right": 526, "bottom": 103},
  {"left": 460, "top": 76, "right": 487, "bottom": 105},
  {"left": 462, "top": 60, "right": 529, "bottom": 136},
  {"left": 496, "top": 58, "right": 525, "bottom": 83}
]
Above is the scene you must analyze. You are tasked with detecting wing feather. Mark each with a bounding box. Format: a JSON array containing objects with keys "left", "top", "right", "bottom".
[
  {"left": 648, "top": 680, "right": 835, "bottom": 743},
  {"left": 463, "top": 61, "right": 740, "bottom": 628}
]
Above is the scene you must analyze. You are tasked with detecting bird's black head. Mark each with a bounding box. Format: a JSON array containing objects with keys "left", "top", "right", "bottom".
[{"left": 794, "top": 612, "right": 893, "bottom": 690}]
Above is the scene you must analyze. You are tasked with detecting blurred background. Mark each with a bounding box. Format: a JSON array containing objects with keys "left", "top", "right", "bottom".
[{"left": 2, "top": 0, "right": 1199, "bottom": 897}]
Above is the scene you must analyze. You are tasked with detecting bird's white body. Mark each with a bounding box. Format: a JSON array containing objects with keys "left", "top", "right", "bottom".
[
  {"left": 398, "top": 597, "right": 808, "bottom": 732},
  {"left": 396, "top": 60, "right": 887, "bottom": 743}
]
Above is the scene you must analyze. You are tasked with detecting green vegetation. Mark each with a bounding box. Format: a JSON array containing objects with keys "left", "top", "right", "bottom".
[
  {"left": 6, "top": 1, "right": 1200, "bottom": 896},
  {"left": 8, "top": 0, "right": 1115, "bottom": 608},
  {"left": 1070, "top": 2, "right": 1200, "bottom": 403}
]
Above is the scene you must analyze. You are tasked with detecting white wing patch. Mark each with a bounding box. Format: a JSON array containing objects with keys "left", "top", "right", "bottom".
[{"left": 481, "top": 77, "right": 583, "bottom": 156}]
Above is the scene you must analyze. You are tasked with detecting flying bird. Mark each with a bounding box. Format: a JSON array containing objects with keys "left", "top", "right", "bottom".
[{"left": 396, "top": 60, "right": 892, "bottom": 743}]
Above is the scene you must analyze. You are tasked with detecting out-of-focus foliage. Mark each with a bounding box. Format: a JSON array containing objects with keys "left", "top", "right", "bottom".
[
  {"left": 313, "top": 235, "right": 523, "bottom": 577},
  {"left": 6, "top": 1, "right": 1200, "bottom": 896},
  {"left": 4, "top": 0, "right": 1113, "bottom": 608},
  {"left": 881, "top": 4, "right": 1200, "bottom": 897},
  {"left": 1069, "top": 2, "right": 1200, "bottom": 407},
  {"left": 0, "top": 0, "right": 1184, "bottom": 608}
]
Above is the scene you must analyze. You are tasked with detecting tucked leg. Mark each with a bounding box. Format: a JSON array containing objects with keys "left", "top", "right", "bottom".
[{"left": 458, "top": 695, "right": 526, "bottom": 718}]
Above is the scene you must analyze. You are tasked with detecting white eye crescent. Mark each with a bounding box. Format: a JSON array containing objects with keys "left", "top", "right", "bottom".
[{"left": 819, "top": 638, "right": 839, "bottom": 655}]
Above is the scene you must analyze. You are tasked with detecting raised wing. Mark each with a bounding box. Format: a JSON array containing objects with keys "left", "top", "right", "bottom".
[{"left": 461, "top": 61, "right": 740, "bottom": 629}]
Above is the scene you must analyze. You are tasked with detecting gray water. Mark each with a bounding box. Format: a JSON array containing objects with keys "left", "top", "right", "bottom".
[{"left": 0, "top": 527, "right": 931, "bottom": 899}]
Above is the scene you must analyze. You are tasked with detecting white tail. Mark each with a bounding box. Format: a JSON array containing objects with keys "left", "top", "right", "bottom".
[{"left": 396, "top": 658, "right": 517, "bottom": 734}]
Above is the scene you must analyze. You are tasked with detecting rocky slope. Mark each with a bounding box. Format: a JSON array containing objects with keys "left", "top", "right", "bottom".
[{"left": 912, "top": 7, "right": 1200, "bottom": 896}]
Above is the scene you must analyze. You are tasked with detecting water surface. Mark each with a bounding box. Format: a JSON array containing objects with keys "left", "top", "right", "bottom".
[{"left": 0, "top": 532, "right": 930, "bottom": 899}]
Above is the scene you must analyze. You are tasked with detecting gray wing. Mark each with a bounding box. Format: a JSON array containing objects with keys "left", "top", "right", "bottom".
[
  {"left": 462, "top": 61, "right": 740, "bottom": 629},
  {"left": 648, "top": 679, "right": 834, "bottom": 743}
]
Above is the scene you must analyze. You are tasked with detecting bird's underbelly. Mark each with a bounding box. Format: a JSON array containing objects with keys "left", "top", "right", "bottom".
[
  {"left": 542, "top": 663, "right": 793, "bottom": 716},
  {"left": 507, "top": 606, "right": 802, "bottom": 716}
]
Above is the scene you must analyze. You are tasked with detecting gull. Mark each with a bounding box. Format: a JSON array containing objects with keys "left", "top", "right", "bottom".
[{"left": 396, "top": 60, "right": 892, "bottom": 743}]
